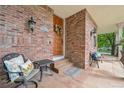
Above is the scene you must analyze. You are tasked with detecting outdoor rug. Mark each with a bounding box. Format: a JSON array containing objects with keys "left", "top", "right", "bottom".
[{"left": 64, "top": 67, "right": 81, "bottom": 77}]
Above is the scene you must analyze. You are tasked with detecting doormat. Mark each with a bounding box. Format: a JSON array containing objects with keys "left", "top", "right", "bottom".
[{"left": 64, "top": 67, "right": 81, "bottom": 77}]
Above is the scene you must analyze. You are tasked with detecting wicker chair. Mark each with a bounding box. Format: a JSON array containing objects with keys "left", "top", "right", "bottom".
[{"left": 1, "top": 53, "right": 41, "bottom": 88}]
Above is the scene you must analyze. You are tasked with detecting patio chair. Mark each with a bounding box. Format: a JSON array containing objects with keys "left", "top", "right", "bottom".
[
  {"left": 90, "top": 52, "right": 102, "bottom": 68},
  {"left": 120, "top": 51, "right": 124, "bottom": 66},
  {"left": 1, "top": 53, "right": 41, "bottom": 88}
]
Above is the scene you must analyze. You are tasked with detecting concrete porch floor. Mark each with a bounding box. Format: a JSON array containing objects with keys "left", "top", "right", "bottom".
[{"left": 38, "top": 57, "right": 124, "bottom": 88}]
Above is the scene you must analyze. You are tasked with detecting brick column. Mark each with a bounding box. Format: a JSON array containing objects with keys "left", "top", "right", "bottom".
[{"left": 65, "top": 9, "right": 97, "bottom": 69}]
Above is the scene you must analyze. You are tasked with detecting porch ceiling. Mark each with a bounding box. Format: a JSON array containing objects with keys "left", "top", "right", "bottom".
[{"left": 49, "top": 5, "right": 124, "bottom": 34}]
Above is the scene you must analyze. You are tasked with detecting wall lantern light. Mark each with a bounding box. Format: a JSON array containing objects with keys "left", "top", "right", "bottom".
[
  {"left": 28, "top": 17, "right": 36, "bottom": 32},
  {"left": 90, "top": 28, "right": 96, "bottom": 36}
]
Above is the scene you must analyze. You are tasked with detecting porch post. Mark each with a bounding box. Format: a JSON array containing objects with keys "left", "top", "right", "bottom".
[
  {"left": 116, "top": 23, "right": 123, "bottom": 59},
  {"left": 63, "top": 19, "right": 66, "bottom": 57}
]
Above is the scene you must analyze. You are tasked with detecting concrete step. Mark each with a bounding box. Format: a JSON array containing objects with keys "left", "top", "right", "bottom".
[
  {"left": 54, "top": 59, "right": 74, "bottom": 74},
  {"left": 58, "top": 62, "right": 73, "bottom": 70},
  {"left": 59, "top": 63, "right": 74, "bottom": 74},
  {"left": 54, "top": 59, "right": 69, "bottom": 68},
  {"left": 52, "top": 55, "right": 64, "bottom": 61}
]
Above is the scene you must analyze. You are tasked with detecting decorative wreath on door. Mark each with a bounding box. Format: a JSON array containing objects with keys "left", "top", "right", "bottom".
[{"left": 54, "top": 24, "right": 62, "bottom": 35}]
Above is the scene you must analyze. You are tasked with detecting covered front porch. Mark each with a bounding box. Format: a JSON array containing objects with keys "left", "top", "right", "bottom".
[{"left": 1, "top": 5, "right": 124, "bottom": 88}]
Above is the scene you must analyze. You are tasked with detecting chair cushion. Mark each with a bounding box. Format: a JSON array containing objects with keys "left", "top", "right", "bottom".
[
  {"left": 9, "top": 55, "right": 24, "bottom": 65},
  {"left": 25, "top": 69, "right": 40, "bottom": 80},
  {"left": 4, "top": 55, "right": 25, "bottom": 82},
  {"left": 16, "top": 69, "right": 40, "bottom": 81},
  {"left": 96, "top": 52, "right": 101, "bottom": 58},
  {"left": 19, "top": 59, "right": 34, "bottom": 77},
  {"left": 4, "top": 60, "right": 21, "bottom": 82}
]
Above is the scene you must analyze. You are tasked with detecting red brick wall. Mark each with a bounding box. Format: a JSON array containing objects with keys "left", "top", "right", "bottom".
[
  {"left": 53, "top": 14, "right": 63, "bottom": 55},
  {"left": 65, "top": 9, "right": 86, "bottom": 68},
  {"left": 0, "top": 5, "right": 54, "bottom": 62},
  {"left": 85, "top": 11, "right": 97, "bottom": 68},
  {"left": 65, "top": 9, "right": 97, "bottom": 69}
]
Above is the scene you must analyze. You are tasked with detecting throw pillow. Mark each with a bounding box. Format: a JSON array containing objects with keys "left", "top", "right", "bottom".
[
  {"left": 4, "top": 55, "right": 24, "bottom": 82},
  {"left": 4, "top": 60, "right": 21, "bottom": 82},
  {"left": 9, "top": 55, "right": 24, "bottom": 65},
  {"left": 19, "top": 59, "right": 34, "bottom": 77}
]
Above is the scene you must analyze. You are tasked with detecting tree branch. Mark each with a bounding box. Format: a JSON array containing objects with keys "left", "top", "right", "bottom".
[{"left": 106, "top": 34, "right": 113, "bottom": 45}]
